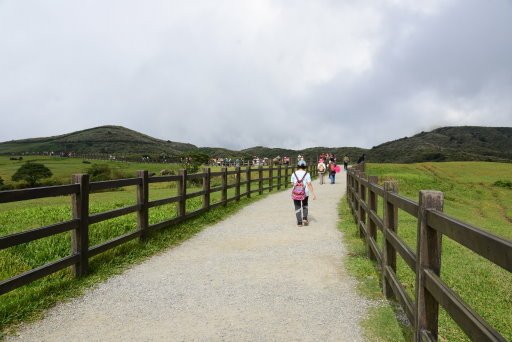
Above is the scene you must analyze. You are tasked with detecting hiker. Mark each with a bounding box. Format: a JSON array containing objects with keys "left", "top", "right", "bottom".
[
  {"left": 317, "top": 158, "right": 326, "bottom": 185},
  {"left": 328, "top": 158, "right": 337, "bottom": 184},
  {"left": 291, "top": 160, "right": 317, "bottom": 226},
  {"left": 357, "top": 154, "right": 366, "bottom": 164},
  {"left": 343, "top": 155, "right": 349, "bottom": 171}
]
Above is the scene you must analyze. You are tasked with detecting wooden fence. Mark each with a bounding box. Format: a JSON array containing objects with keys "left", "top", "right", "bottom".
[
  {"left": 346, "top": 167, "right": 511, "bottom": 342},
  {"left": 0, "top": 163, "right": 318, "bottom": 296}
]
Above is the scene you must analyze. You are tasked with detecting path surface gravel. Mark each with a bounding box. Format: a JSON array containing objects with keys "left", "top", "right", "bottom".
[{"left": 7, "top": 173, "right": 371, "bottom": 341}]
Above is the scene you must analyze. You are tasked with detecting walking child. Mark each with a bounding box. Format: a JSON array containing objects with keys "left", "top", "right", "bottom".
[{"left": 291, "top": 160, "right": 317, "bottom": 226}]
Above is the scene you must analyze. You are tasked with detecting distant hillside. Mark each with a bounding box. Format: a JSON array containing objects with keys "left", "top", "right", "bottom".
[
  {"left": 367, "top": 126, "right": 512, "bottom": 163},
  {"left": 1, "top": 125, "right": 510, "bottom": 163},
  {"left": 0, "top": 126, "right": 197, "bottom": 156}
]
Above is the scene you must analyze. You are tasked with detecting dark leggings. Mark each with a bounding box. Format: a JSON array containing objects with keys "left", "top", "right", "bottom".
[{"left": 293, "top": 196, "right": 309, "bottom": 223}]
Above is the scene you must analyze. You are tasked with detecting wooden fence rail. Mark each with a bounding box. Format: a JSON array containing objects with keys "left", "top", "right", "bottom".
[
  {"left": 0, "top": 163, "right": 318, "bottom": 296},
  {"left": 346, "top": 169, "right": 512, "bottom": 342}
]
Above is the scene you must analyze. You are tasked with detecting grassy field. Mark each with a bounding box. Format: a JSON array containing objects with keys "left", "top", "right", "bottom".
[
  {"left": 0, "top": 156, "right": 294, "bottom": 337},
  {"left": 0, "top": 155, "right": 182, "bottom": 188},
  {"left": 343, "top": 161, "right": 511, "bottom": 341}
]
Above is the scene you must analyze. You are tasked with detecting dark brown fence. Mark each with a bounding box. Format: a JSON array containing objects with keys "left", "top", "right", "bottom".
[
  {"left": 346, "top": 168, "right": 511, "bottom": 342},
  {"left": 0, "top": 163, "right": 318, "bottom": 296}
]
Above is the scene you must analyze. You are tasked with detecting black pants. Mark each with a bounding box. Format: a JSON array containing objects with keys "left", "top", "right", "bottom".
[{"left": 293, "top": 196, "right": 309, "bottom": 224}]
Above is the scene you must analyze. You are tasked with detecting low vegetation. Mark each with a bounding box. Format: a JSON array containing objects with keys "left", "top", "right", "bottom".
[{"left": 341, "top": 161, "right": 511, "bottom": 341}]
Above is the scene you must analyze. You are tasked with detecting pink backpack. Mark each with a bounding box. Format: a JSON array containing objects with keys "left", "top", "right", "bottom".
[{"left": 291, "top": 172, "right": 307, "bottom": 200}]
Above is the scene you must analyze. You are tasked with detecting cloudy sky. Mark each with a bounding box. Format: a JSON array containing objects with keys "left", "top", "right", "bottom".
[{"left": 1, "top": 0, "right": 511, "bottom": 150}]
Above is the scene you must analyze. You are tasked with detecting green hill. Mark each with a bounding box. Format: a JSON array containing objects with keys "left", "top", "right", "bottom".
[
  {"left": 367, "top": 126, "right": 512, "bottom": 163},
  {"left": 0, "top": 126, "right": 197, "bottom": 156}
]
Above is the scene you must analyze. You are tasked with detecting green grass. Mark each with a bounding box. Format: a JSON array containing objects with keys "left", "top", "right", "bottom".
[
  {"left": 338, "top": 199, "right": 412, "bottom": 341},
  {"left": 347, "top": 161, "right": 512, "bottom": 341}
]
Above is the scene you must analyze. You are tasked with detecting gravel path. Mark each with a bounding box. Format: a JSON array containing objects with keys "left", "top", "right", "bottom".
[{"left": 7, "top": 173, "right": 370, "bottom": 341}]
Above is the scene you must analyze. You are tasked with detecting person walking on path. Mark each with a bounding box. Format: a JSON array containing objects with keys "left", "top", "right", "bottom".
[
  {"left": 317, "top": 158, "right": 326, "bottom": 185},
  {"left": 343, "top": 155, "right": 349, "bottom": 171},
  {"left": 291, "top": 160, "right": 317, "bottom": 226},
  {"left": 328, "top": 158, "right": 337, "bottom": 184}
]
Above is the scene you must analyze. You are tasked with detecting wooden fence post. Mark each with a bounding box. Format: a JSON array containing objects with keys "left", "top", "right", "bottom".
[
  {"left": 367, "top": 176, "right": 379, "bottom": 261},
  {"left": 258, "top": 166, "right": 263, "bottom": 195},
  {"left": 284, "top": 165, "right": 289, "bottom": 189},
  {"left": 136, "top": 170, "right": 149, "bottom": 241},
  {"left": 346, "top": 171, "right": 352, "bottom": 211},
  {"left": 277, "top": 165, "right": 282, "bottom": 190},
  {"left": 415, "top": 191, "right": 444, "bottom": 341},
  {"left": 269, "top": 164, "right": 274, "bottom": 192},
  {"left": 235, "top": 166, "right": 241, "bottom": 201},
  {"left": 222, "top": 167, "right": 228, "bottom": 206},
  {"left": 359, "top": 172, "right": 367, "bottom": 238},
  {"left": 178, "top": 169, "right": 187, "bottom": 218},
  {"left": 353, "top": 172, "right": 360, "bottom": 225},
  {"left": 346, "top": 170, "right": 350, "bottom": 201},
  {"left": 203, "top": 167, "right": 211, "bottom": 209},
  {"left": 383, "top": 180, "right": 398, "bottom": 299},
  {"left": 346, "top": 171, "right": 352, "bottom": 212},
  {"left": 71, "top": 174, "right": 90, "bottom": 278},
  {"left": 246, "top": 166, "right": 251, "bottom": 198},
  {"left": 351, "top": 172, "right": 356, "bottom": 206}
]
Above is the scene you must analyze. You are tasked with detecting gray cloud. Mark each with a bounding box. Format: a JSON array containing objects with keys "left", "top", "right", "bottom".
[{"left": 1, "top": 0, "right": 511, "bottom": 150}]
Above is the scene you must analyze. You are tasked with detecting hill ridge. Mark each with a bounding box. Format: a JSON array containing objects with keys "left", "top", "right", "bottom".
[{"left": 1, "top": 125, "right": 511, "bottom": 163}]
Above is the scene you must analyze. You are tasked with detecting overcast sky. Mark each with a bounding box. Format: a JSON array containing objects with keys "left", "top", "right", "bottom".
[{"left": 1, "top": 0, "right": 511, "bottom": 150}]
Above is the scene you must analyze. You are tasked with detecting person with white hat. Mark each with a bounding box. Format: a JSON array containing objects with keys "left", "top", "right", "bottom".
[{"left": 291, "top": 160, "right": 317, "bottom": 226}]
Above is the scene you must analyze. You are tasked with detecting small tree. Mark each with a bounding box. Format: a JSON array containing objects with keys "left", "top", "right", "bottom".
[
  {"left": 182, "top": 152, "right": 210, "bottom": 174},
  {"left": 11, "top": 162, "right": 53, "bottom": 187}
]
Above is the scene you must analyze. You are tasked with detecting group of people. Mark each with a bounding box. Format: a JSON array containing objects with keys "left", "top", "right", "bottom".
[
  {"left": 290, "top": 153, "right": 367, "bottom": 227},
  {"left": 315, "top": 157, "right": 339, "bottom": 185}
]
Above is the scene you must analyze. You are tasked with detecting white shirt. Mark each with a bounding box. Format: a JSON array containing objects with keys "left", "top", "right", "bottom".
[{"left": 291, "top": 170, "right": 312, "bottom": 197}]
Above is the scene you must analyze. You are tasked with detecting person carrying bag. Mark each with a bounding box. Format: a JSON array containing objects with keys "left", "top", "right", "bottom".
[{"left": 291, "top": 160, "right": 317, "bottom": 226}]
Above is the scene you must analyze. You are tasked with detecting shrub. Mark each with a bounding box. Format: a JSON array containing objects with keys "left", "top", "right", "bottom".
[
  {"left": 493, "top": 180, "right": 512, "bottom": 189},
  {"left": 112, "top": 169, "right": 132, "bottom": 180},
  {"left": 86, "top": 164, "right": 111, "bottom": 182}
]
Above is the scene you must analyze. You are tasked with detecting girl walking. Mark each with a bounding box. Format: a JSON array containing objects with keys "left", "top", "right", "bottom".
[{"left": 291, "top": 160, "right": 317, "bottom": 226}]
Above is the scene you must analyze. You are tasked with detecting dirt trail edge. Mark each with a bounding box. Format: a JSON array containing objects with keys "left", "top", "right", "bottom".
[{"left": 7, "top": 173, "right": 371, "bottom": 342}]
